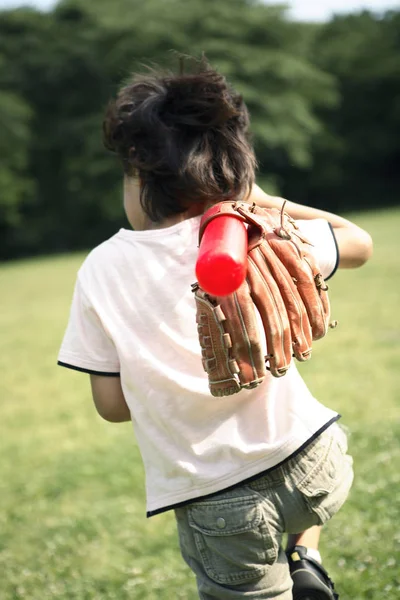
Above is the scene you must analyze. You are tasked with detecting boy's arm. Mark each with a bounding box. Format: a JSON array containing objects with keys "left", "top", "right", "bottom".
[
  {"left": 90, "top": 375, "right": 131, "bottom": 423},
  {"left": 249, "top": 183, "right": 373, "bottom": 268}
]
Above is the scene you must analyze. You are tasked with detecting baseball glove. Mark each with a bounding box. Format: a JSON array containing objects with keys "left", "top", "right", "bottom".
[{"left": 192, "top": 201, "right": 337, "bottom": 397}]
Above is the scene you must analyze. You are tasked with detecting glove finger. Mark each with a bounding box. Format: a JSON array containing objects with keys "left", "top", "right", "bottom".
[
  {"left": 255, "top": 242, "right": 312, "bottom": 362},
  {"left": 302, "top": 253, "right": 331, "bottom": 340},
  {"left": 194, "top": 288, "right": 242, "bottom": 397},
  {"left": 247, "top": 251, "right": 292, "bottom": 377},
  {"left": 218, "top": 280, "right": 266, "bottom": 389},
  {"left": 268, "top": 234, "right": 330, "bottom": 340}
]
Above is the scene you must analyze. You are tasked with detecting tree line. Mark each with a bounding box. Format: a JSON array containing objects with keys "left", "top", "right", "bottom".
[{"left": 0, "top": 0, "right": 399, "bottom": 259}]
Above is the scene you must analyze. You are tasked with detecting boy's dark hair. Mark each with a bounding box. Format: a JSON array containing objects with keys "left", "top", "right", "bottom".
[{"left": 103, "top": 57, "right": 256, "bottom": 222}]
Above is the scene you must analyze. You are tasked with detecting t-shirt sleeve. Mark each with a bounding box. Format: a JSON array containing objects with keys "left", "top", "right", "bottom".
[
  {"left": 58, "top": 277, "right": 120, "bottom": 376},
  {"left": 296, "top": 218, "right": 339, "bottom": 281}
]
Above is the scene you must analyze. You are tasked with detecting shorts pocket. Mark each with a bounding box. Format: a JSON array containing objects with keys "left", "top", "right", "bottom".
[
  {"left": 296, "top": 425, "right": 354, "bottom": 525},
  {"left": 188, "top": 494, "right": 276, "bottom": 585}
]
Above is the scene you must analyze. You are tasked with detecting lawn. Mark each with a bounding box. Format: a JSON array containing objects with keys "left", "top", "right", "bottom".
[{"left": 1, "top": 208, "right": 399, "bottom": 599}]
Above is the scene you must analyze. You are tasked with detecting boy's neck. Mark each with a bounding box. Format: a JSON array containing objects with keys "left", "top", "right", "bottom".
[
  {"left": 145, "top": 204, "right": 204, "bottom": 231},
  {"left": 124, "top": 177, "right": 204, "bottom": 231}
]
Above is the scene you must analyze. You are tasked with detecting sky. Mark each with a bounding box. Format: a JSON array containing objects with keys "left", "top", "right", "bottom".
[{"left": 0, "top": 0, "right": 397, "bottom": 21}]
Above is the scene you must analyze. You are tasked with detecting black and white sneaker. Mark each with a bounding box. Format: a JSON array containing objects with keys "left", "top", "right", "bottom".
[{"left": 286, "top": 545, "right": 339, "bottom": 600}]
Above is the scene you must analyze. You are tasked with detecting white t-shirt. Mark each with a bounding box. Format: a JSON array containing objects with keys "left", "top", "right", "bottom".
[{"left": 58, "top": 215, "right": 340, "bottom": 516}]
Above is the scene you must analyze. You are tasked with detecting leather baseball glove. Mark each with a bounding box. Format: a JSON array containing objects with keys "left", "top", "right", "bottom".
[{"left": 192, "top": 201, "right": 337, "bottom": 397}]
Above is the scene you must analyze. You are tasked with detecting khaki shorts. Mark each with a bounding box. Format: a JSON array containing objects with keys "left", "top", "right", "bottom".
[{"left": 175, "top": 422, "right": 354, "bottom": 599}]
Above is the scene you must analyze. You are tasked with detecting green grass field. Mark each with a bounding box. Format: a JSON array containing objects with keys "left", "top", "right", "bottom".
[{"left": 1, "top": 208, "right": 399, "bottom": 599}]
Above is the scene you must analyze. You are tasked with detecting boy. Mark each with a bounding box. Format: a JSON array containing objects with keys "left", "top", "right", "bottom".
[{"left": 58, "top": 59, "right": 372, "bottom": 599}]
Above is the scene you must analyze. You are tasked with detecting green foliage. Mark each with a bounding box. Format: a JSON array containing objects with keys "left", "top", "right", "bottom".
[
  {"left": 0, "top": 2, "right": 398, "bottom": 258},
  {"left": 281, "top": 10, "right": 400, "bottom": 212},
  {"left": 0, "top": 90, "right": 34, "bottom": 227},
  {"left": 1, "top": 208, "right": 399, "bottom": 598},
  {"left": 0, "top": 6, "right": 128, "bottom": 258}
]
